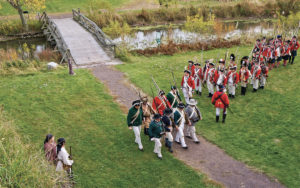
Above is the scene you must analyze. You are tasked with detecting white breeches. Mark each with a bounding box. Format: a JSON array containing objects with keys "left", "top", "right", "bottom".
[
  {"left": 182, "top": 87, "right": 191, "bottom": 103},
  {"left": 260, "top": 76, "right": 266, "bottom": 86},
  {"left": 195, "top": 78, "right": 202, "bottom": 92},
  {"left": 133, "top": 125, "right": 143, "bottom": 149},
  {"left": 207, "top": 81, "right": 214, "bottom": 94},
  {"left": 175, "top": 124, "right": 187, "bottom": 147},
  {"left": 152, "top": 138, "right": 162, "bottom": 157},
  {"left": 186, "top": 125, "right": 199, "bottom": 142},
  {"left": 228, "top": 83, "right": 236, "bottom": 95},
  {"left": 165, "top": 130, "right": 173, "bottom": 142},
  {"left": 252, "top": 78, "right": 259, "bottom": 89},
  {"left": 216, "top": 108, "right": 227, "bottom": 116},
  {"left": 241, "top": 81, "right": 247, "bottom": 87}
]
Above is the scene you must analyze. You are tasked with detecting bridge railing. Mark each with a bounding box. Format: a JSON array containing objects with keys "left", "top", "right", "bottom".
[
  {"left": 72, "top": 9, "right": 116, "bottom": 55},
  {"left": 40, "top": 12, "right": 76, "bottom": 65}
]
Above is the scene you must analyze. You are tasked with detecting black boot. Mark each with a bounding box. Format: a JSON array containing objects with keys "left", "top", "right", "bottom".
[
  {"left": 229, "top": 94, "right": 232, "bottom": 98},
  {"left": 144, "top": 128, "right": 149, "bottom": 135},
  {"left": 216, "top": 116, "right": 219, "bottom": 122},
  {"left": 244, "top": 87, "right": 247, "bottom": 95},
  {"left": 261, "top": 86, "right": 264, "bottom": 90},
  {"left": 222, "top": 114, "right": 226, "bottom": 123},
  {"left": 232, "top": 95, "right": 235, "bottom": 98},
  {"left": 210, "top": 93, "right": 213, "bottom": 98},
  {"left": 253, "top": 88, "right": 257, "bottom": 92},
  {"left": 196, "top": 90, "right": 199, "bottom": 94},
  {"left": 241, "top": 88, "right": 244, "bottom": 95}
]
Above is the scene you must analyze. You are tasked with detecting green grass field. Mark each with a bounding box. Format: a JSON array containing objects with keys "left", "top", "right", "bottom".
[
  {"left": 0, "top": 0, "right": 131, "bottom": 16},
  {"left": 0, "top": 69, "right": 218, "bottom": 187},
  {"left": 116, "top": 46, "right": 300, "bottom": 188}
]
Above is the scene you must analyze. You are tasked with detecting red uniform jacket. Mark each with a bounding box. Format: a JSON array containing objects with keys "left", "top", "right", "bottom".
[
  {"left": 251, "top": 65, "right": 261, "bottom": 79},
  {"left": 261, "top": 66, "right": 269, "bottom": 77},
  {"left": 227, "top": 71, "right": 239, "bottom": 84},
  {"left": 283, "top": 44, "right": 291, "bottom": 56},
  {"left": 290, "top": 40, "right": 300, "bottom": 51},
  {"left": 152, "top": 96, "right": 171, "bottom": 115},
  {"left": 181, "top": 76, "right": 195, "bottom": 90},
  {"left": 239, "top": 68, "right": 249, "bottom": 83},
  {"left": 194, "top": 68, "right": 203, "bottom": 86},
  {"left": 211, "top": 91, "right": 230, "bottom": 108},
  {"left": 214, "top": 72, "right": 227, "bottom": 86},
  {"left": 188, "top": 65, "right": 195, "bottom": 77}
]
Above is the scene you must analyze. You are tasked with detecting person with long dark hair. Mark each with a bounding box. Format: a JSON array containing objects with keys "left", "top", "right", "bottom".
[
  {"left": 44, "top": 134, "right": 57, "bottom": 164},
  {"left": 56, "top": 138, "right": 73, "bottom": 172}
]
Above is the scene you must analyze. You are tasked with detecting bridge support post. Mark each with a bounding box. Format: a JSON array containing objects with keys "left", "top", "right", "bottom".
[{"left": 68, "top": 58, "right": 75, "bottom": 75}]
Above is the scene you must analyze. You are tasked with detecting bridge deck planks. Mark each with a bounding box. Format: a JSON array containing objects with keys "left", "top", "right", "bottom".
[{"left": 52, "top": 18, "right": 112, "bottom": 66}]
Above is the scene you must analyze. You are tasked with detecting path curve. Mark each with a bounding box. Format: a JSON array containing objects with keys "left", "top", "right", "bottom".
[{"left": 91, "top": 64, "right": 285, "bottom": 188}]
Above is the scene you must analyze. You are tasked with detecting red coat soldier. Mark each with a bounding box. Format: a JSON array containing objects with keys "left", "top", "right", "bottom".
[
  {"left": 188, "top": 60, "right": 195, "bottom": 77},
  {"left": 251, "top": 61, "right": 261, "bottom": 92},
  {"left": 211, "top": 85, "right": 230, "bottom": 123},
  {"left": 181, "top": 70, "right": 195, "bottom": 103},
  {"left": 227, "top": 66, "right": 239, "bottom": 98},
  {"left": 239, "top": 61, "right": 250, "bottom": 95},
  {"left": 152, "top": 90, "right": 171, "bottom": 116},
  {"left": 289, "top": 36, "right": 300, "bottom": 64},
  {"left": 282, "top": 40, "right": 291, "bottom": 66},
  {"left": 194, "top": 63, "right": 203, "bottom": 96}
]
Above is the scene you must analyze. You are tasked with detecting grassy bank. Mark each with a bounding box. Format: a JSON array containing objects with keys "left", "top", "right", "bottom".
[
  {"left": 0, "top": 111, "right": 67, "bottom": 187},
  {"left": 116, "top": 46, "right": 300, "bottom": 187},
  {"left": 0, "top": 69, "right": 218, "bottom": 187}
]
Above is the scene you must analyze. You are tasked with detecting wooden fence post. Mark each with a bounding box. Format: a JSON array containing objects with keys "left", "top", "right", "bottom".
[{"left": 68, "top": 58, "right": 74, "bottom": 75}]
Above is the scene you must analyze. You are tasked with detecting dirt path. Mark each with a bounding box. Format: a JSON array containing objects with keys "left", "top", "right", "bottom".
[{"left": 91, "top": 64, "right": 285, "bottom": 188}]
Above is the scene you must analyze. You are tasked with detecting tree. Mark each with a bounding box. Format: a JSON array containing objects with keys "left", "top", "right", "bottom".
[{"left": 5, "top": 0, "right": 45, "bottom": 32}]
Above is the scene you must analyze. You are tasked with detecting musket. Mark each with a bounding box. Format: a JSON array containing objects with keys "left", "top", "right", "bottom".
[
  {"left": 150, "top": 83, "right": 158, "bottom": 113},
  {"left": 151, "top": 76, "right": 161, "bottom": 93},
  {"left": 171, "top": 71, "right": 182, "bottom": 102},
  {"left": 201, "top": 47, "right": 204, "bottom": 64},
  {"left": 133, "top": 87, "right": 142, "bottom": 101}
]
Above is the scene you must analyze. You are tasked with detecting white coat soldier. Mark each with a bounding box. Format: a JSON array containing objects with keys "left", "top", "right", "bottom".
[
  {"left": 166, "top": 86, "right": 182, "bottom": 109},
  {"left": 250, "top": 61, "right": 261, "bottom": 92},
  {"left": 227, "top": 66, "right": 239, "bottom": 98},
  {"left": 141, "top": 96, "right": 155, "bottom": 135},
  {"left": 56, "top": 138, "right": 74, "bottom": 173},
  {"left": 162, "top": 108, "right": 174, "bottom": 153},
  {"left": 174, "top": 103, "right": 191, "bottom": 149},
  {"left": 185, "top": 99, "right": 202, "bottom": 144},
  {"left": 149, "top": 113, "right": 164, "bottom": 160},
  {"left": 127, "top": 100, "right": 144, "bottom": 151},
  {"left": 194, "top": 63, "right": 203, "bottom": 96},
  {"left": 206, "top": 62, "right": 215, "bottom": 98},
  {"left": 181, "top": 70, "right": 195, "bottom": 104}
]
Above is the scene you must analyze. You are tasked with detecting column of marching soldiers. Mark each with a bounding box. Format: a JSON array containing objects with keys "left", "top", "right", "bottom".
[{"left": 127, "top": 35, "right": 299, "bottom": 160}]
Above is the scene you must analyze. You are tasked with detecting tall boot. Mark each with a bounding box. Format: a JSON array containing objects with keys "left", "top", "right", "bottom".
[
  {"left": 196, "top": 90, "right": 199, "bottom": 94},
  {"left": 222, "top": 114, "right": 227, "bottom": 123},
  {"left": 216, "top": 116, "right": 219, "bottom": 122},
  {"left": 229, "top": 94, "right": 232, "bottom": 98},
  {"left": 291, "top": 56, "right": 295, "bottom": 64},
  {"left": 244, "top": 87, "right": 247, "bottom": 95},
  {"left": 241, "top": 87, "right": 244, "bottom": 95},
  {"left": 144, "top": 128, "right": 149, "bottom": 135}
]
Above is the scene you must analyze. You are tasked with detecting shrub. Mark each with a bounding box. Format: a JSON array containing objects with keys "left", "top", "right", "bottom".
[{"left": 184, "top": 11, "right": 215, "bottom": 33}]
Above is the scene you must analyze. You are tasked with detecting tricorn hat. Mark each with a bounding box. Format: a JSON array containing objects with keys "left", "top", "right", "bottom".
[
  {"left": 188, "top": 60, "right": 194, "bottom": 64},
  {"left": 159, "top": 90, "right": 165, "bottom": 95},
  {"left": 230, "top": 66, "right": 237, "bottom": 70},
  {"left": 188, "top": 99, "right": 198, "bottom": 106},
  {"left": 209, "top": 62, "right": 215, "bottom": 66},
  {"left": 230, "top": 54, "right": 235, "bottom": 61},
  {"left": 194, "top": 63, "right": 200, "bottom": 66},
  {"left": 163, "top": 108, "right": 173, "bottom": 115},
  {"left": 132, "top": 100, "right": 141, "bottom": 106},
  {"left": 177, "top": 103, "right": 185, "bottom": 109},
  {"left": 171, "top": 86, "right": 177, "bottom": 90},
  {"left": 219, "top": 59, "right": 225, "bottom": 64},
  {"left": 154, "top": 113, "right": 161, "bottom": 119},
  {"left": 184, "top": 70, "right": 191, "bottom": 74}
]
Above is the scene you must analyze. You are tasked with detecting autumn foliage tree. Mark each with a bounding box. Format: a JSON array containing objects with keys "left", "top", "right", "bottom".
[{"left": 5, "top": 0, "right": 46, "bottom": 31}]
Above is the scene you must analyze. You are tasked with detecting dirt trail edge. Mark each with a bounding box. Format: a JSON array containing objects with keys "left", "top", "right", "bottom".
[{"left": 91, "top": 64, "right": 285, "bottom": 188}]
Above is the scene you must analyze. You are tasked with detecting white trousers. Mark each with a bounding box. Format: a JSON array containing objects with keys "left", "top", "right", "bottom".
[
  {"left": 195, "top": 78, "right": 202, "bottom": 92},
  {"left": 186, "top": 125, "right": 199, "bottom": 142},
  {"left": 175, "top": 124, "right": 187, "bottom": 147},
  {"left": 260, "top": 76, "right": 266, "bottom": 86},
  {"left": 153, "top": 138, "right": 162, "bottom": 157},
  {"left": 165, "top": 129, "right": 173, "bottom": 142},
  {"left": 207, "top": 81, "right": 214, "bottom": 94},
  {"left": 182, "top": 87, "right": 190, "bottom": 103},
  {"left": 216, "top": 108, "right": 226, "bottom": 116},
  {"left": 228, "top": 83, "right": 236, "bottom": 95},
  {"left": 133, "top": 125, "right": 143, "bottom": 149},
  {"left": 252, "top": 78, "right": 259, "bottom": 89}
]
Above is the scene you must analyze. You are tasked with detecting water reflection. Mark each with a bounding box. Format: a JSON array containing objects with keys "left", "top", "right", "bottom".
[{"left": 113, "top": 21, "right": 275, "bottom": 50}]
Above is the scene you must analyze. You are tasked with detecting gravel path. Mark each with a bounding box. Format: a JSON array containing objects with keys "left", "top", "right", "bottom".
[{"left": 91, "top": 64, "right": 285, "bottom": 188}]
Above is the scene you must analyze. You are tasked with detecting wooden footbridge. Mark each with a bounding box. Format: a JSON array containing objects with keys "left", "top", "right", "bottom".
[{"left": 40, "top": 9, "right": 119, "bottom": 67}]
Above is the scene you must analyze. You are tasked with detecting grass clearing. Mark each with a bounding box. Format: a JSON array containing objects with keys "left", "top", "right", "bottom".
[
  {"left": 116, "top": 46, "right": 300, "bottom": 188},
  {"left": 0, "top": 69, "right": 218, "bottom": 187}
]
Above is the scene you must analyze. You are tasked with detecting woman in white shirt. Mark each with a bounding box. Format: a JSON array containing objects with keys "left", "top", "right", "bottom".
[{"left": 56, "top": 138, "right": 74, "bottom": 173}]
